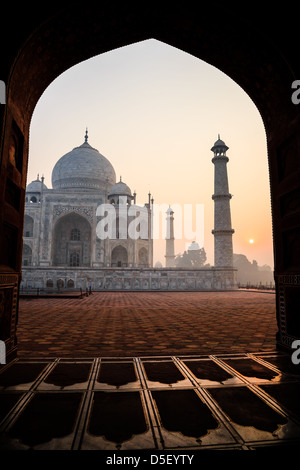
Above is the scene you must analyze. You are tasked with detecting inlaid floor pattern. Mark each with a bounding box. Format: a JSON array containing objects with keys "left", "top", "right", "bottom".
[{"left": 1, "top": 351, "right": 300, "bottom": 450}]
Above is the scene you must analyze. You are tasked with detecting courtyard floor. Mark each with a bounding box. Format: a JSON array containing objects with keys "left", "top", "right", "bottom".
[
  {"left": 16, "top": 290, "right": 277, "bottom": 357},
  {"left": 1, "top": 290, "right": 300, "bottom": 453}
]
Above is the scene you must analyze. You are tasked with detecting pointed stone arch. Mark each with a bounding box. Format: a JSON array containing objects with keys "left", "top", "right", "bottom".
[
  {"left": 138, "top": 247, "right": 148, "bottom": 267},
  {"left": 1, "top": 4, "right": 300, "bottom": 359},
  {"left": 23, "top": 215, "right": 34, "bottom": 238},
  {"left": 52, "top": 212, "right": 91, "bottom": 267},
  {"left": 111, "top": 245, "right": 128, "bottom": 267},
  {"left": 22, "top": 244, "right": 32, "bottom": 266}
]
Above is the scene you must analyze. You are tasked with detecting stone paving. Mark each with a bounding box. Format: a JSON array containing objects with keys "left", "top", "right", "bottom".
[
  {"left": 17, "top": 290, "right": 278, "bottom": 358},
  {"left": 1, "top": 352, "right": 300, "bottom": 451},
  {"left": 2, "top": 290, "right": 300, "bottom": 452}
]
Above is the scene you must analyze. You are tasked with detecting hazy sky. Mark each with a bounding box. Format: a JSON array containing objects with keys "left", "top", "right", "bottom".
[{"left": 28, "top": 39, "right": 273, "bottom": 268}]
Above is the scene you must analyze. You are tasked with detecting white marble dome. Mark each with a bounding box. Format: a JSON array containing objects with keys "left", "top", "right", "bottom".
[
  {"left": 188, "top": 241, "right": 201, "bottom": 251},
  {"left": 109, "top": 178, "right": 132, "bottom": 197},
  {"left": 51, "top": 133, "right": 116, "bottom": 191},
  {"left": 26, "top": 177, "right": 48, "bottom": 192}
]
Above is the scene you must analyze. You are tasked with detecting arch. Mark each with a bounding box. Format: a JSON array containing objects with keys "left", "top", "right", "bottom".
[
  {"left": 57, "top": 279, "right": 64, "bottom": 289},
  {"left": 138, "top": 247, "right": 148, "bottom": 267},
  {"left": 52, "top": 212, "right": 91, "bottom": 267},
  {"left": 46, "top": 279, "right": 53, "bottom": 288},
  {"left": 1, "top": 5, "right": 300, "bottom": 359},
  {"left": 23, "top": 215, "right": 34, "bottom": 238},
  {"left": 5, "top": 5, "right": 297, "bottom": 139},
  {"left": 22, "top": 244, "right": 32, "bottom": 266},
  {"left": 111, "top": 245, "right": 128, "bottom": 267}
]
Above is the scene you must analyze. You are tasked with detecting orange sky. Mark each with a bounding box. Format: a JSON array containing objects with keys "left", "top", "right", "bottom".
[{"left": 27, "top": 39, "right": 274, "bottom": 268}]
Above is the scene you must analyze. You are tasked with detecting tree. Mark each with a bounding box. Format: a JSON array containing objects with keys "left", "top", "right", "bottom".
[
  {"left": 175, "top": 246, "right": 207, "bottom": 268},
  {"left": 258, "top": 264, "right": 272, "bottom": 272},
  {"left": 233, "top": 253, "right": 273, "bottom": 285}
]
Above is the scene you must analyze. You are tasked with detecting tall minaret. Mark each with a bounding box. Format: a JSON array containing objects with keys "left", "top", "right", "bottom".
[
  {"left": 211, "top": 136, "right": 234, "bottom": 267},
  {"left": 165, "top": 206, "right": 175, "bottom": 267}
]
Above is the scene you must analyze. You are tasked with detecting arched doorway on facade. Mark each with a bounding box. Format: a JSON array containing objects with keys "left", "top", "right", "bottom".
[
  {"left": 23, "top": 215, "right": 34, "bottom": 238},
  {"left": 138, "top": 247, "right": 148, "bottom": 267},
  {"left": 111, "top": 245, "right": 128, "bottom": 267},
  {"left": 52, "top": 212, "right": 92, "bottom": 267},
  {"left": 1, "top": 5, "right": 300, "bottom": 360},
  {"left": 22, "top": 244, "right": 32, "bottom": 267}
]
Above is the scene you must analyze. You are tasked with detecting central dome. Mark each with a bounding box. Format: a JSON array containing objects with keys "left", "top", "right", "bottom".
[{"left": 52, "top": 132, "right": 116, "bottom": 191}]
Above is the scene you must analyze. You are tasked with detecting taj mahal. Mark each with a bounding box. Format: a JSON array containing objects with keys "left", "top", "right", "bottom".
[{"left": 21, "top": 131, "right": 237, "bottom": 291}]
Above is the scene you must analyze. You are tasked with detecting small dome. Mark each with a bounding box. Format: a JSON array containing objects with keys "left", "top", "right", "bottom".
[
  {"left": 109, "top": 178, "right": 132, "bottom": 197},
  {"left": 188, "top": 241, "right": 201, "bottom": 251},
  {"left": 214, "top": 138, "right": 226, "bottom": 147},
  {"left": 211, "top": 134, "right": 229, "bottom": 152},
  {"left": 26, "top": 177, "right": 48, "bottom": 192},
  {"left": 51, "top": 131, "right": 116, "bottom": 191},
  {"left": 212, "top": 134, "right": 229, "bottom": 150}
]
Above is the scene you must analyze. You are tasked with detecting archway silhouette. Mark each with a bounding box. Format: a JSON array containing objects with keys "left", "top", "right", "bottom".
[{"left": 1, "top": 4, "right": 300, "bottom": 360}]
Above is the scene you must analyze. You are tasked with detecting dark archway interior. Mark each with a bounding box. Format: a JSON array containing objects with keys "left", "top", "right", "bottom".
[
  {"left": 52, "top": 213, "right": 91, "bottom": 267},
  {"left": 111, "top": 245, "right": 128, "bottom": 267},
  {"left": 1, "top": 3, "right": 300, "bottom": 360}
]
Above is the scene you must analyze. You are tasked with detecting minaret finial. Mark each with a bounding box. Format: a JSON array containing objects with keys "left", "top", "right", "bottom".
[
  {"left": 218, "top": 133, "right": 220, "bottom": 140},
  {"left": 85, "top": 127, "right": 88, "bottom": 143}
]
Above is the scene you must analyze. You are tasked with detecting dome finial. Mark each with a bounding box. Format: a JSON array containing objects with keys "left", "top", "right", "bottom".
[
  {"left": 218, "top": 133, "right": 220, "bottom": 140},
  {"left": 120, "top": 176, "right": 122, "bottom": 182},
  {"left": 85, "top": 127, "right": 88, "bottom": 143}
]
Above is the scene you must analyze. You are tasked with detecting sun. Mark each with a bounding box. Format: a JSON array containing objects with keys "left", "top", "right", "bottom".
[{"left": 249, "top": 239, "right": 254, "bottom": 244}]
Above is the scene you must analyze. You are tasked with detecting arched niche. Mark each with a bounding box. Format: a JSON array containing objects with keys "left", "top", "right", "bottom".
[{"left": 52, "top": 212, "right": 91, "bottom": 267}]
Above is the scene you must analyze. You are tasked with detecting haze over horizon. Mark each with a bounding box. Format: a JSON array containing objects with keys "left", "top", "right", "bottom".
[{"left": 27, "top": 39, "right": 273, "bottom": 269}]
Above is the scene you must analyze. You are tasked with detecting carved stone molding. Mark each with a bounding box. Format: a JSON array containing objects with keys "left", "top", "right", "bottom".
[
  {"left": 0, "top": 272, "right": 19, "bottom": 359},
  {"left": 276, "top": 273, "right": 300, "bottom": 349},
  {"left": 0, "top": 273, "right": 19, "bottom": 286},
  {"left": 276, "top": 274, "right": 300, "bottom": 285},
  {"left": 53, "top": 205, "right": 94, "bottom": 222}
]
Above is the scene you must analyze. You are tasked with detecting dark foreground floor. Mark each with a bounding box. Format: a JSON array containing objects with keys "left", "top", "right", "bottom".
[
  {"left": 1, "top": 352, "right": 300, "bottom": 450},
  {"left": 1, "top": 290, "right": 299, "bottom": 452}
]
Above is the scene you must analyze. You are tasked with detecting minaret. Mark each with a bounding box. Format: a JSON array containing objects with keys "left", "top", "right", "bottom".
[
  {"left": 165, "top": 206, "right": 175, "bottom": 267},
  {"left": 211, "top": 135, "right": 234, "bottom": 267}
]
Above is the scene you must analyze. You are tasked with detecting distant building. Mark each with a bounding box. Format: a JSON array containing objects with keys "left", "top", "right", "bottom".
[{"left": 165, "top": 206, "right": 175, "bottom": 267}]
